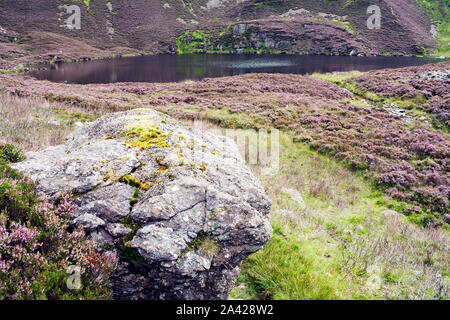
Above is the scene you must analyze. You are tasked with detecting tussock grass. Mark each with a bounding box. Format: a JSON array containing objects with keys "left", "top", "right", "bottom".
[
  {"left": 0, "top": 93, "right": 101, "bottom": 151},
  {"left": 310, "top": 70, "right": 364, "bottom": 84},
  {"left": 235, "top": 222, "right": 347, "bottom": 300}
]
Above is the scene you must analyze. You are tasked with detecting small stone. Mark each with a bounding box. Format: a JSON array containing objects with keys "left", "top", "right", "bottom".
[
  {"left": 47, "top": 120, "right": 60, "bottom": 126},
  {"left": 106, "top": 223, "right": 132, "bottom": 237},
  {"left": 74, "top": 214, "right": 106, "bottom": 230}
]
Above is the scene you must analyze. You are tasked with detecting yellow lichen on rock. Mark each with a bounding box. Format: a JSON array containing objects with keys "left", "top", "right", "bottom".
[
  {"left": 120, "top": 174, "right": 151, "bottom": 190},
  {"left": 123, "top": 120, "right": 170, "bottom": 150},
  {"left": 122, "top": 112, "right": 157, "bottom": 120},
  {"left": 101, "top": 167, "right": 120, "bottom": 183}
]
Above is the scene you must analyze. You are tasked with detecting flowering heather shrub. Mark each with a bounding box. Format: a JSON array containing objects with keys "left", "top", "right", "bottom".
[
  {"left": 350, "top": 61, "right": 449, "bottom": 97},
  {"left": 349, "top": 61, "right": 450, "bottom": 126},
  {"left": 0, "top": 144, "right": 25, "bottom": 163},
  {"left": 428, "top": 96, "right": 450, "bottom": 124},
  {"left": 308, "top": 109, "right": 450, "bottom": 218},
  {"left": 0, "top": 145, "right": 116, "bottom": 299},
  {"left": 120, "top": 86, "right": 156, "bottom": 95}
]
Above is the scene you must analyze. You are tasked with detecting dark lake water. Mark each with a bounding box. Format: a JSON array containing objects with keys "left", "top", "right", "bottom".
[{"left": 30, "top": 54, "right": 443, "bottom": 84}]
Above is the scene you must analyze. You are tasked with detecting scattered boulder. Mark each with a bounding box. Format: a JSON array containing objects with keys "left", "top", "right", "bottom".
[
  {"left": 12, "top": 108, "right": 272, "bottom": 300},
  {"left": 383, "top": 103, "right": 409, "bottom": 120},
  {"left": 417, "top": 70, "right": 450, "bottom": 81}
]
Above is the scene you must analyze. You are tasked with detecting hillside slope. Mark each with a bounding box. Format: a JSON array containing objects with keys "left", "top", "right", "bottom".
[{"left": 0, "top": 0, "right": 445, "bottom": 70}]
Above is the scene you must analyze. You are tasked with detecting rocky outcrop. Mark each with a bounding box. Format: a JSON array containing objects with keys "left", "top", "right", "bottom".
[
  {"left": 178, "top": 18, "right": 374, "bottom": 55},
  {"left": 418, "top": 70, "right": 450, "bottom": 81},
  {"left": 11, "top": 108, "right": 272, "bottom": 300}
]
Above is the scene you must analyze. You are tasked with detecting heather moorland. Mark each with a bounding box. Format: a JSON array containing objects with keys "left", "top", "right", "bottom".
[
  {"left": 0, "top": 0, "right": 449, "bottom": 302},
  {"left": 0, "top": 59, "right": 449, "bottom": 300}
]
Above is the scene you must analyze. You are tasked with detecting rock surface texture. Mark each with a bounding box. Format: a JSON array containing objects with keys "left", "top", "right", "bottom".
[{"left": 11, "top": 108, "right": 272, "bottom": 300}]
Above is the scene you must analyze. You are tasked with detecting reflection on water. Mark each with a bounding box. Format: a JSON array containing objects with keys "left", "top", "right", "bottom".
[
  {"left": 208, "top": 59, "right": 295, "bottom": 69},
  {"left": 30, "top": 54, "right": 443, "bottom": 84}
]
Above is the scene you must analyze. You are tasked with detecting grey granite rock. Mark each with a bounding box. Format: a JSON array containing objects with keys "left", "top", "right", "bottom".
[
  {"left": 106, "top": 223, "right": 133, "bottom": 238},
  {"left": 73, "top": 213, "right": 106, "bottom": 230},
  {"left": 12, "top": 108, "right": 272, "bottom": 300}
]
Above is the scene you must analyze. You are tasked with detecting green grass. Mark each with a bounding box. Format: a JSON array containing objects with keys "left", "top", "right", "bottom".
[
  {"left": 121, "top": 53, "right": 141, "bottom": 58},
  {"left": 432, "top": 22, "right": 450, "bottom": 58},
  {"left": 312, "top": 71, "right": 448, "bottom": 131},
  {"left": 310, "top": 70, "right": 364, "bottom": 84},
  {"left": 176, "top": 30, "right": 208, "bottom": 54},
  {"left": 51, "top": 108, "right": 99, "bottom": 124},
  {"left": 0, "top": 93, "right": 102, "bottom": 151},
  {"left": 229, "top": 131, "right": 449, "bottom": 300},
  {"left": 233, "top": 222, "right": 348, "bottom": 300},
  {"left": 312, "top": 75, "right": 384, "bottom": 102},
  {"left": 168, "top": 104, "right": 268, "bottom": 129},
  {"left": 332, "top": 19, "right": 354, "bottom": 34},
  {"left": 0, "top": 67, "right": 25, "bottom": 74}
]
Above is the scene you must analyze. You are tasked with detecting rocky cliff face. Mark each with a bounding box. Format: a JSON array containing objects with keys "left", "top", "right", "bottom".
[
  {"left": 0, "top": 0, "right": 441, "bottom": 69},
  {"left": 11, "top": 108, "right": 273, "bottom": 299},
  {"left": 177, "top": 18, "right": 374, "bottom": 56}
]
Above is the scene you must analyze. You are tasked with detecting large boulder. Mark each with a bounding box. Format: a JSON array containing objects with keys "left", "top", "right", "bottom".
[{"left": 11, "top": 108, "right": 272, "bottom": 300}]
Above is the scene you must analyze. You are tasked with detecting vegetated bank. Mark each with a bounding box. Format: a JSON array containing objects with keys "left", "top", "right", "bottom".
[{"left": 0, "top": 0, "right": 448, "bottom": 74}]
